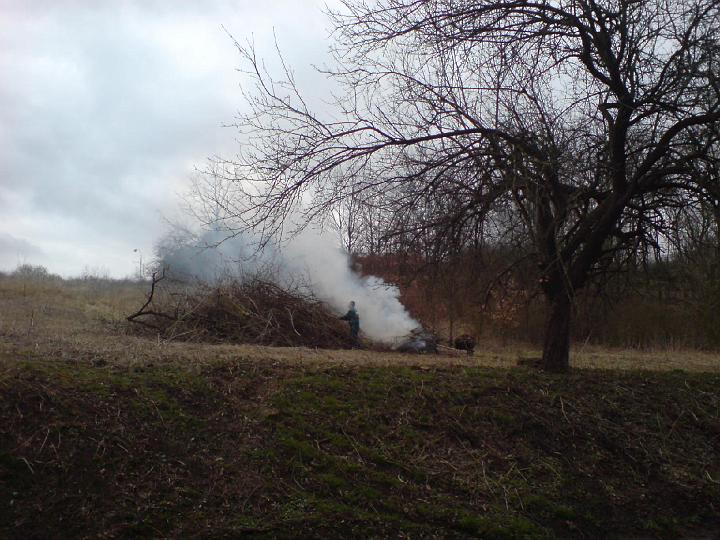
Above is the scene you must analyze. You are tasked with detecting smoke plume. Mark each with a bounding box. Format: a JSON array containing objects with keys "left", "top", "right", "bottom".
[{"left": 156, "top": 225, "right": 419, "bottom": 343}]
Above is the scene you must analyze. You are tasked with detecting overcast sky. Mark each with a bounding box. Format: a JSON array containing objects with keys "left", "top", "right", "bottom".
[{"left": 0, "top": 0, "right": 335, "bottom": 277}]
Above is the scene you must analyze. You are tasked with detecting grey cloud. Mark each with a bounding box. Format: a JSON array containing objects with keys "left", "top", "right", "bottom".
[
  {"left": 0, "top": 233, "right": 46, "bottom": 267},
  {"left": 0, "top": 0, "right": 335, "bottom": 277}
]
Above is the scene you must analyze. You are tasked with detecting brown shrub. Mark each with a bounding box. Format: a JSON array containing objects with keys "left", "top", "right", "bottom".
[{"left": 128, "top": 277, "right": 356, "bottom": 349}]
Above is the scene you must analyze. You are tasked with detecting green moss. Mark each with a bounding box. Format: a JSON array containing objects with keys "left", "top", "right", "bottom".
[
  {"left": 525, "top": 495, "right": 576, "bottom": 521},
  {"left": 278, "top": 432, "right": 321, "bottom": 460},
  {"left": 487, "top": 409, "right": 517, "bottom": 426},
  {"left": 319, "top": 472, "right": 348, "bottom": 490},
  {"left": 641, "top": 516, "right": 682, "bottom": 535},
  {"left": 350, "top": 485, "right": 382, "bottom": 502},
  {"left": 457, "top": 512, "right": 542, "bottom": 538}
]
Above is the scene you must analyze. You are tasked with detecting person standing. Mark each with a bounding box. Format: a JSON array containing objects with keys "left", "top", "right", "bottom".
[{"left": 340, "top": 301, "right": 360, "bottom": 345}]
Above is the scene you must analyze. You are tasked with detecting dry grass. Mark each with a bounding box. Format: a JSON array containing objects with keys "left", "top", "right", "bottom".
[
  {"left": 2, "top": 274, "right": 720, "bottom": 373},
  {"left": 571, "top": 344, "right": 720, "bottom": 372}
]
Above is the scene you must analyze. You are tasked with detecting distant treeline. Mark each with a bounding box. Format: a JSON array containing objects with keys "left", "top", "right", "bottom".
[{"left": 1, "top": 263, "right": 146, "bottom": 287}]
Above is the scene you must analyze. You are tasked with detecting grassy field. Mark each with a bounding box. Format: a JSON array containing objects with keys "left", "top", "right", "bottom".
[{"left": 1, "top": 276, "right": 720, "bottom": 538}]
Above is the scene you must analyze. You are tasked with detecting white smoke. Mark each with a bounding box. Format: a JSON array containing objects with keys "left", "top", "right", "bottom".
[{"left": 156, "top": 224, "right": 419, "bottom": 343}]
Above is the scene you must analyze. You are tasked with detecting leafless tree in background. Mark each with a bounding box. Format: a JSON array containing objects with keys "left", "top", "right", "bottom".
[
  {"left": 213, "top": 0, "right": 720, "bottom": 371},
  {"left": 328, "top": 192, "right": 364, "bottom": 253}
]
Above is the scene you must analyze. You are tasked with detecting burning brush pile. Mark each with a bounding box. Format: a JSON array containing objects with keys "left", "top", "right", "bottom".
[{"left": 127, "top": 272, "right": 356, "bottom": 349}]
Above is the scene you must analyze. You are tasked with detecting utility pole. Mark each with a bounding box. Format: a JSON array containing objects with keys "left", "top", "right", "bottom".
[{"left": 133, "top": 248, "right": 143, "bottom": 278}]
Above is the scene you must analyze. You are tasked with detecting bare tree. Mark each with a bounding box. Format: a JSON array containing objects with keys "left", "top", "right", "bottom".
[
  {"left": 328, "top": 192, "right": 364, "bottom": 253},
  {"left": 214, "top": 0, "right": 720, "bottom": 371}
]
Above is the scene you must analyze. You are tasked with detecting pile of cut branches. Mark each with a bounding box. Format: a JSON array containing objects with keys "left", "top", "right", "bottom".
[{"left": 127, "top": 271, "right": 356, "bottom": 348}]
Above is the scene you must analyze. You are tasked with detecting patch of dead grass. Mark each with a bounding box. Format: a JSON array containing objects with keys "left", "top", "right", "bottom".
[{"left": 1, "top": 276, "right": 719, "bottom": 373}]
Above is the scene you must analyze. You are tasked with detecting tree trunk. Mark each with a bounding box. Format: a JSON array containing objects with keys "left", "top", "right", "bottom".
[{"left": 542, "top": 294, "right": 572, "bottom": 372}]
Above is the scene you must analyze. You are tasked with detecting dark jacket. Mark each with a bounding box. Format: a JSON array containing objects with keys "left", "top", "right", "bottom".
[{"left": 340, "top": 308, "right": 360, "bottom": 334}]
